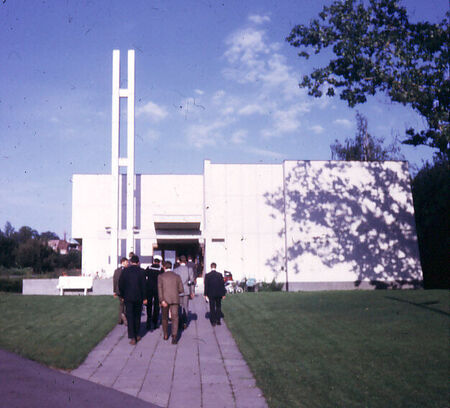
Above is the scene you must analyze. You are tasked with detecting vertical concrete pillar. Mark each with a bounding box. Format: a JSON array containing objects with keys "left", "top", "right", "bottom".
[
  {"left": 111, "top": 50, "right": 136, "bottom": 273},
  {"left": 111, "top": 50, "right": 120, "bottom": 271},
  {"left": 126, "top": 50, "right": 135, "bottom": 257}
]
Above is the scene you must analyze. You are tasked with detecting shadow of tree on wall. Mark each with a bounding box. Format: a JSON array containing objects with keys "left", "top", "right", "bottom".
[{"left": 264, "top": 161, "right": 422, "bottom": 288}]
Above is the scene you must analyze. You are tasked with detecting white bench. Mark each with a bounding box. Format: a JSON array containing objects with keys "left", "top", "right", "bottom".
[{"left": 57, "top": 276, "right": 93, "bottom": 296}]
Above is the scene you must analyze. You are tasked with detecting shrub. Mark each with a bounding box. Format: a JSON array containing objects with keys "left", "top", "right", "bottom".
[
  {"left": 258, "top": 278, "right": 284, "bottom": 292},
  {"left": 0, "top": 277, "right": 22, "bottom": 293}
]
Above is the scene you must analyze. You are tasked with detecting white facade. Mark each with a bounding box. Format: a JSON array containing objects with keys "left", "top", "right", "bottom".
[
  {"left": 71, "top": 50, "right": 422, "bottom": 289},
  {"left": 72, "top": 160, "right": 423, "bottom": 289}
]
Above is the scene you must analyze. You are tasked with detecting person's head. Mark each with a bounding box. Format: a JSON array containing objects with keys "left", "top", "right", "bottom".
[
  {"left": 188, "top": 256, "right": 193, "bottom": 262},
  {"left": 128, "top": 251, "right": 135, "bottom": 260},
  {"left": 164, "top": 260, "right": 172, "bottom": 270},
  {"left": 180, "top": 255, "right": 187, "bottom": 264},
  {"left": 130, "top": 255, "right": 139, "bottom": 265},
  {"left": 153, "top": 255, "right": 162, "bottom": 264},
  {"left": 120, "top": 257, "right": 128, "bottom": 267},
  {"left": 211, "top": 262, "right": 217, "bottom": 269}
]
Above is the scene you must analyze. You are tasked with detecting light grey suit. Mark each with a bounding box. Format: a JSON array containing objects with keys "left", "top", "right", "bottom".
[{"left": 175, "top": 263, "right": 194, "bottom": 327}]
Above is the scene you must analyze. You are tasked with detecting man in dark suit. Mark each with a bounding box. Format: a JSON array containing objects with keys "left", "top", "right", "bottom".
[
  {"left": 204, "top": 262, "right": 226, "bottom": 326},
  {"left": 158, "top": 261, "right": 184, "bottom": 344},
  {"left": 145, "top": 255, "right": 164, "bottom": 331},
  {"left": 113, "top": 257, "right": 128, "bottom": 325},
  {"left": 119, "top": 255, "right": 147, "bottom": 345}
]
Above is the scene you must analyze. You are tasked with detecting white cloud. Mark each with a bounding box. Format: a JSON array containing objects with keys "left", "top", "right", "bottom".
[
  {"left": 181, "top": 19, "right": 325, "bottom": 149},
  {"left": 212, "top": 90, "right": 226, "bottom": 103},
  {"left": 144, "top": 129, "right": 161, "bottom": 141},
  {"left": 177, "top": 97, "right": 207, "bottom": 120},
  {"left": 309, "top": 125, "right": 325, "bottom": 134},
  {"left": 223, "top": 27, "right": 302, "bottom": 100},
  {"left": 248, "top": 14, "right": 271, "bottom": 25},
  {"left": 245, "top": 146, "right": 283, "bottom": 159},
  {"left": 186, "top": 119, "right": 232, "bottom": 149},
  {"left": 136, "top": 101, "right": 168, "bottom": 122},
  {"left": 262, "top": 104, "right": 309, "bottom": 138},
  {"left": 333, "top": 118, "right": 352, "bottom": 128},
  {"left": 194, "top": 89, "right": 204, "bottom": 95},
  {"left": 238, "top": 104, "right": 266, "bottom": 116},
  {"left": 231, "top": 129, "right": 247, "bottom": 144},
  {"left": 221, "top": 106, "right": 235, "bottom": 116}
]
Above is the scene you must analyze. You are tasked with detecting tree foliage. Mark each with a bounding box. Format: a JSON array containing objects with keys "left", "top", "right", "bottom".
[
  {"left": 412, "top": 158, "right": 450, "bottom": 288},
  {"left": 331, "top": 112, "right": 402, "bottom": 161},
  {"left": 0, "top": 222, "right": 80, "bottom": 273},
  {"left": 286, "top": 0, "right": 449, "bottom": 159}
]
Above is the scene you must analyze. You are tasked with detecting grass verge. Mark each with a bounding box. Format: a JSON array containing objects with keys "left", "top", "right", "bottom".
[
  {"left": 223, "top": 290, "right": 449, "bottom": 408},
  {"left": 0, "top": 293, "right": 117, "bottom": 370}
]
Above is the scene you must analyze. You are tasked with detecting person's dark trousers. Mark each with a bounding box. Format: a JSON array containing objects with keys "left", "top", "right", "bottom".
[
  {"left": 146, "top": 292, "right": 160, "bottom": 328},
  {"left": 209, "top": 297, "right": 222, "bottom": 324},
  {"left": 125, "top": 301, "right": 142, "bottom": 340},
  {"left": 179, "top": 295, "right": 190, "bottom": 328}
]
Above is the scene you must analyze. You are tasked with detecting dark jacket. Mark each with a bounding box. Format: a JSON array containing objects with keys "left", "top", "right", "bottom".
[
  {"left": 204, "top": 270, "right": 226, "bottom": 298},
  {"left": 118, "top": 264, "right": 146, "bottom": 302},
  {"left": 145, "top": 263, "right": 163, "bottom": 295},
  {"left": 113, "top": 266, "right": 124, "bottom": 296}
]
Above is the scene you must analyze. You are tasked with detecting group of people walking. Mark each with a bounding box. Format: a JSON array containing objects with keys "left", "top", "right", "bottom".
[{"left": 113, "top": 253, "right": 226, "bottom": 345}]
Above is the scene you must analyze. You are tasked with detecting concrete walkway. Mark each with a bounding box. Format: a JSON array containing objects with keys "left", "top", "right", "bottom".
[
  {"left": 71, "top": 296, "right": 268, "bottom": 408},
  {"left": 0, "top": 348, "right": 159, "bottom": 408}
]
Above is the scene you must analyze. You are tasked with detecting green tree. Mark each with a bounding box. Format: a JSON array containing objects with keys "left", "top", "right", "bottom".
[
  {"left": 3, "top": 221, "right": 15, "bottom": 238},
  {"left": 0, "top": 222, "right": 17, "bottom": 267},
  {"left": 331, "top": 112, "right": 402, "bottom": 161},
  {"left": 412, "top": 158, "right": 449, "bottom": 288},
  {"left": 0, "top": 235, "right": 17, "bottom": 268},
  {"left": 40, "top": 231, "right": 60, "bottom": 241},
  {"left": 15, "top": 239, "right": 54, "bottom": 273},
  {"left": 286, "top": 0, "right": 449, "bottom": 159},
  {"left": 16, "top": 226, "right": 39, "bottom": 244}
]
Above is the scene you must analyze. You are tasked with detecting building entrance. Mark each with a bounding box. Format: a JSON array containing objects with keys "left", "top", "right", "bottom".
[{"left": 154, "top": 239, "right": 204, "bottom": 273}]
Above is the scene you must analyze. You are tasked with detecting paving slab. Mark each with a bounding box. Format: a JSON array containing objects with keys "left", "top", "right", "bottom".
[{"left": 71, "top": 295, "right": 268, "bottom": 408}]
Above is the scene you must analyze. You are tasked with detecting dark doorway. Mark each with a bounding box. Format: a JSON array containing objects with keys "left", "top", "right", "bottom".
[{"left": 155, "top": 239, "right": 203, "bottom": 265}]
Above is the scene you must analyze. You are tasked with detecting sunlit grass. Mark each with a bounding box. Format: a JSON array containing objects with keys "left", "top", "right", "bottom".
[
  {"left": 223, "top": 290, "right": 450, "bottom": 408},
  {"left": 0, "top": 293, "right": 117, "bottom": 370}
]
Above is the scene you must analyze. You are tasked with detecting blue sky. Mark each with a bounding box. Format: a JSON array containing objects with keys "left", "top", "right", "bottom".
[{"left": 0, "top": 0, "right": 447, "bottom": 238}]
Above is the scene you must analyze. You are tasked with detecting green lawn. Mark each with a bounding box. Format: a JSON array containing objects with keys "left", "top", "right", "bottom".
[
  {"left": 223, "top": 290, "right": 450, "bottom": 408},
  {"left": 0, "top": 293, "right": 117, "bottom": 370}
]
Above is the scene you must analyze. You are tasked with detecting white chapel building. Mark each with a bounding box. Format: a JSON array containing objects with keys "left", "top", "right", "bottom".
[{"left": 71, "top": 51, "right": 423, "bottom": 290}]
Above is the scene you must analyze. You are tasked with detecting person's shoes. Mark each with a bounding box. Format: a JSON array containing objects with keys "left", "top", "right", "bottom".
[
  {"left": 163, "top": 334, "right": 169, "bottom": 341},
  {"left": 136, "top": 336, "right": 141, "bottom": 342},
  {"left": 217, "top": 321, "right": 221, "bottom": 325},
  {"left": 171, "top": 336, "right": 178, "bottom": 345},
  {"left": 129, "top": 339, "right": 137, "bottom": 345},
  {"left": 211, "top": 322, "right": 216, "bottom": 327}
]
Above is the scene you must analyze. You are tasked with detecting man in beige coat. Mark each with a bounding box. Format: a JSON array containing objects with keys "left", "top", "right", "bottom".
[{"left": 158, "top": 260, "right": 184, "bottom": 344}]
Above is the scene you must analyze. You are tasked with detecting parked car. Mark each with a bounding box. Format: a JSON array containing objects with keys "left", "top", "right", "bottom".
[{"left": 224, "top": 271, "right": 233, "bottom": 283}]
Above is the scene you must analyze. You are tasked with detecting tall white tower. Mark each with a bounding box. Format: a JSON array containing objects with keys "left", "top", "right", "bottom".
[{"left": 110, "top": 50, "right": 135, "bottom": 271}]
